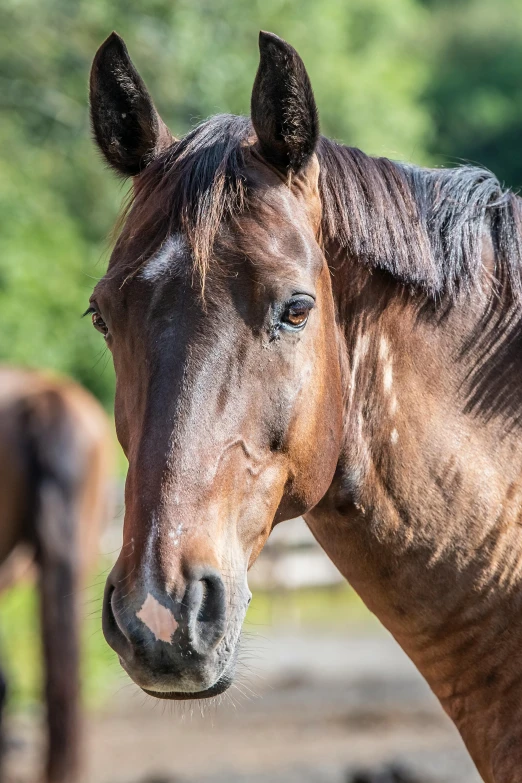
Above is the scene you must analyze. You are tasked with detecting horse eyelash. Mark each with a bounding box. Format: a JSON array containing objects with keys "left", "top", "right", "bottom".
[{"left": 82, "top": 306, "right": 96, "bottom": 318}]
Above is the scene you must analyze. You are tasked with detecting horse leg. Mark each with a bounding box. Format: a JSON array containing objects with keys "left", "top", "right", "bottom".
[
  {"left": 36, "top": 530, "right": 81, "bottom": 783},
  {"left": 24, "top": 392, "right": 84, "bottom": 783},
  {"left": 0, "top": 662, "right": 7, "bottom": 782}
]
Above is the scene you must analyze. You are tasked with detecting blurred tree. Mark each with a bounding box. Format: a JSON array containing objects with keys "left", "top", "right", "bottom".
[
  {"left": 422, "top": 0, "right": 522, "bottom": 190},
  {"left": 0, "top": 0, "right": 432, "bottom": 405}
]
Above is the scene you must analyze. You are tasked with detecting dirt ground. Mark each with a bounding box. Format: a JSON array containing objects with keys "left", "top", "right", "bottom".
[{"left": 4, "top": 628, "right": 481, "bottom": 783}]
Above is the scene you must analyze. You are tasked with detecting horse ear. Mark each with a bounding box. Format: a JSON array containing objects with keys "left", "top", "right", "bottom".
[
  {"left": 89, "top": 32, "right": 174, "bottom": 177},
  {"left": 251, "top": 31, "right": 319, "bottom": 173}
]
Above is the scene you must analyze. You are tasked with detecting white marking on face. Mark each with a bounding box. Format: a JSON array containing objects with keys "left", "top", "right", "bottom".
[
  {"left": 136, "top": 593, "right": 178, "bottom": 643},
  {"left": 390, "top": 395, "right": 398, "bottom": 416},
  {"left": 391, "top": 428, "right": 399, "bottom": 445},
  {"left": 168, "top": 528, "right": 183, "bottom": 547},
  {"left": 168, "top": 523, "right": 184, "bottom": 548},
  {"left": 140, "top": 234, "right": 188, "bottom": 281},
  {"left": 144, "top": 513, "right": 159, "bottom": 582}
]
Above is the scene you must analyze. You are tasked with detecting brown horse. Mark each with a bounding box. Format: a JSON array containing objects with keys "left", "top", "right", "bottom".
[
  {"left": 0, "top": 367, "right": 111, "bottom": 783},
  {"left": 89, "top": 31, "right": 522, "bottom": 782}
]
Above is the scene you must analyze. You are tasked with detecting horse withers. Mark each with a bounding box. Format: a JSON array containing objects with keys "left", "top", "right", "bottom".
[
  {"left": 0, "top": 367, "right": 112, "bottom": 783},
  {"left": 90, "top": 31, "right": 522, "bottom": 782}
]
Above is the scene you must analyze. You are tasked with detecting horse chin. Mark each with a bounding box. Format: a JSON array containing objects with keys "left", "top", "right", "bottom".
[
  {"left": 142, "top": 670, "right": 234, "bottom": 701},
  {"left": 141, "top": 650, "right": 238, "bottom": 701}
]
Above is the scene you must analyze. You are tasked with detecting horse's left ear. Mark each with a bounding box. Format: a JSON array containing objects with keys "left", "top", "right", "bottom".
[
  {"left": 251, "top": 31, "right": 319, "bottom": 173},
  {"left": 89, "top": 32, "right": 174, "bottom": 177}
]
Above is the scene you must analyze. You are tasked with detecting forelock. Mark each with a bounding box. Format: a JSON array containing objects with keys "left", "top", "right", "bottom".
[{"left": 116, "top": 114, "right": 254, "bottom": 288}]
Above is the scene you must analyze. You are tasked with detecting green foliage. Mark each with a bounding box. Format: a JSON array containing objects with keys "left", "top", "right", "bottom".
[
  {"left": 0, "top": 0, "right": 432, "bottom": 406},
  {"left": 0, "top": 0, "right": 520, "bottom": 406},
  {"left": 422, "top": 0, "right": 522, "bottom": 189}
]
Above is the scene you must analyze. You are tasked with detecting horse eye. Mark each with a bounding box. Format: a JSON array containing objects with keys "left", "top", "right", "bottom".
[
  {"left": 92, "top": 311, "right": 108, "bottom": 337},
  {"left": 281, "top": 298, "right": 314, "bottom": 329}
]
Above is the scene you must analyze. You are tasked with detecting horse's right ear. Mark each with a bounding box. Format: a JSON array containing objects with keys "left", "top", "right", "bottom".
[
  {"left": 251, "top": 32, "right": 319, "bottom": 174},
  {"left": 89, "top": 33, "right": 174, "bottom": 177}
]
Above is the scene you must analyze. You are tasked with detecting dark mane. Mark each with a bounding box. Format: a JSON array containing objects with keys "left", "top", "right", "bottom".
[
  {"left": 318, "top": 137, "right": 522, "bottom": 300},
  {"left": 121, "top": 113, "right": 522, "bottom": 301}
]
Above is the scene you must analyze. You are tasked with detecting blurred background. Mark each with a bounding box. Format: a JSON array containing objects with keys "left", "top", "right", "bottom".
[{"left": 1, "top": 0, "right": 520, "bottom": 780}]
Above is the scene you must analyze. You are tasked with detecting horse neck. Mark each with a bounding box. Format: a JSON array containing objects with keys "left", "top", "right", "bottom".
[{"left": 311, "top": 251, "right": 522, "bottom": 781}]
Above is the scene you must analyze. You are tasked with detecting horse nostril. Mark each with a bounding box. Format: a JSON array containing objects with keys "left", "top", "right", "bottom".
[
  {"left": 102, "top": 582, "right": 115, "bottom": 630},
  {"left": 102, "top": 581, "right": 129, "bottom": 650},
  {"left": 183, "top": 569, "right": 227, "bottom": 653},
  {"left": 196, "top": 574, "right": 225, "bottom": 624},
  {"left": 197, "top": 578, "right": 209, "bottom": 623}
]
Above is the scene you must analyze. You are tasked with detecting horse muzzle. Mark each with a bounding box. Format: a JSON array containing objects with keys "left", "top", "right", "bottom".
[{"left": 102, "top": 563, "right": 249, "bottom": 699}]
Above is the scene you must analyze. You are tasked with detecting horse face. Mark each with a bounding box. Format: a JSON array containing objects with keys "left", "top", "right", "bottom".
[{"left": 90, "top": 32, "right": 343, "bottom": 698}]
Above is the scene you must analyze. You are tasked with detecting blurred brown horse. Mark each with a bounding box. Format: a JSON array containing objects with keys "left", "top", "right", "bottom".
[
  {"left": 0, "top": 367, "right": 111, "bottom": 783},
  {"left": 90, "top": 31, "right": 522, "bottom": 783}
]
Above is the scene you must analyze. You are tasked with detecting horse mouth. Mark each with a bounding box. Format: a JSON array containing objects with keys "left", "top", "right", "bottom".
[
  {"left": 140, "top": 646, "right": 238, "bottom": 701},
  {"left": 142, "top": 670, "right": 234, "bottom": 701}
]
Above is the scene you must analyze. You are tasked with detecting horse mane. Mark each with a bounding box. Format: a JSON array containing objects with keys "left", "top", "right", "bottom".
[
  {"left": 318, "top": 137, "right": 522, "bottom": 300},
  {"left": 120, "top": 113, "right": 522, "bottom": 301}
]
